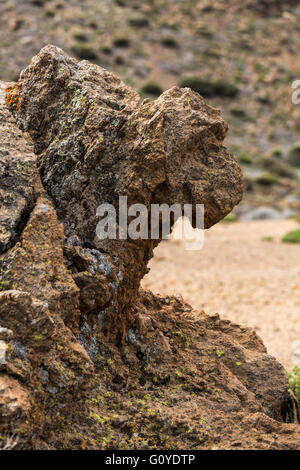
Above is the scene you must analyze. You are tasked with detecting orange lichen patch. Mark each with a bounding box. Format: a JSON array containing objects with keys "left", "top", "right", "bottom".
[{"left": 5, "top": 84, "right": 20, "bottom": 111}]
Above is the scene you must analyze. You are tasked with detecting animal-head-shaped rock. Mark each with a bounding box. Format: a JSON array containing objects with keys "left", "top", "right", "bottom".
[{"left": 7, "top": 45, "right": 243, "bottom": 320}]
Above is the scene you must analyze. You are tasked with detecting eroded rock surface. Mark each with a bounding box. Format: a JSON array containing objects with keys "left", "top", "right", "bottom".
[
  {"left": 7, "top": 45, "right": 243, "bottom": 337},
  {"left": 0, "top": 46, "right": 300, "bottom": 449}
]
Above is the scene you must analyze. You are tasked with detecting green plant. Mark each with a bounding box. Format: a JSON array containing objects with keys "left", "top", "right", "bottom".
[
  {"left": 161, "top": 36, "right": 178, "bottom": 48},
  {"left": 101, "top": 45, "right": 112, "bottom": 55},
  {"left": 271, "top": 147, "right": 284, "bottom": 159},
  {"left": 128, "top": 16, "right": 149, "bottom": 28},
  {"left": 230, "top": 107, "right": 253, "bottom": 121},
  {"left": 113, "top": 37, "right": 131, "bottom": 48},
  {"left": 180, "top": 77, "right": 239, "bottom": 98},
  {"left": 238, "top": 152, "right": 253, "bottom": 165},
  {"left": 222, "top": 213, "right": 237, "bottom": 223},
  {"left": 125, "top": 77, "right": 136, "bottom": 87},
  {"left": 288, "top": 142, "right": 300, "bottom": 168},
  {"left": 73, "top": 32, "right": 88, "bottom": 42},
  {"left": 0, "top": 280, "right": 8, "bottom": 291},
  {"left": 261, "top": 236, "right": 273, "bottom": 242},
  {"left": 196, "top": 26, "right": 213, "bottom": 39},
  {"left": 261, "top": 158, "right": 295, "bottom": 179},
  {"left": 289, "top": 367, "right": 300, "bottom": 404},
  {"left": 255, "top": 172, "right": 279, "bottom": 186},
  {"left": 282, "top": 229, "right": 300, "bottom": 244},
  {"left": 71, "top": 44, "right": 98, "bottom": 61},
  {"left": 44, "top": 9, "right": 55, "bottom": 17},
  {"left": 256, "top": 94, "right": 271, "bottom": 105},
  {"left": 139, "top": 81, "right": 163, "bottom": 98}
]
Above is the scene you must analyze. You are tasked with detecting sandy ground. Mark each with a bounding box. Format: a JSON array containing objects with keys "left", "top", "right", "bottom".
[{"left": 142, "top": 219, "right": 300, "bottom": 371}]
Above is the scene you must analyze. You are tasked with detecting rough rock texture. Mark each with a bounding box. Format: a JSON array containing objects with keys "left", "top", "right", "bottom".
[
  {"left": 6, "top": 45, "right": 243, "bottom": 339},
  {"left": 1, "top": 47, "right": 300, "bottom": 449},
  {"left": 0, "top": 81, "right": 39, "bottom": 254}
]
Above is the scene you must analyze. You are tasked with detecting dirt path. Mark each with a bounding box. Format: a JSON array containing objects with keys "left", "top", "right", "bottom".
[{"left": 142, "top": 219, "right": 300, "bottom": 371}]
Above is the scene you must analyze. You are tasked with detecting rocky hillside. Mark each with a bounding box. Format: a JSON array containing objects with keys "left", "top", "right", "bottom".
[{"left": 0, "top": 46, "right": 300, "bottom": 449}]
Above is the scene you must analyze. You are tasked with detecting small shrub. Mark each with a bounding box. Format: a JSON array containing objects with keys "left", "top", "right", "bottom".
[
  {"left": 261, "top": 236, "right": 273, "bottom": 242},
  {"left": 73, "top": 32, "right": 88, "bottom": 42},
  {"left": 282, "top": 229, "right": 300, "bottom": 244},
  {"left": 271, "top": 147, "right": 284, "bottom": 159},
  {"left": 196, "top": 26, "right": 213, "bottom": 39},
  {"left": 213, "top": 81, "right": 239, "bottom": 98},
  {"left": 71, "top": 44, "right": 98, "bottom": 61},
  {"left": 125, "top": 77, "right": 136, "bottom": 87},
  {"left": 101, "top": 45, "right": 112, "bottom": 55},
  {"left": 287, "top": 142, "right": 300, "bottom": 167},
  {"left": 128, "top": 16, "right": 149, "bottom": 28},
  {"left": 255, "top": 172, "right": 279, "bottom": 186},
  {"left": 230, "top": 107, "right": 253, "bottom": 121},
  {"left": 256, "top": 94, "right": 271, "bottom": 105},
  {"left": 222, "top": 213, "right": 237, "bottom": 223},
  {"left": 161, "top": 36, "right": 178, "bottom": 48},
  {"left": 0, "top": 280, "right": 8, "bottom": 291},
  {"left": 180, "top": 76, "right": 238, "bottom": 98},
  {"left": 44, "top": 9, "right": 55, "bottom": 17},
  {"left": 113, "top": 37, "right": 131, "bottom": 48},
  {"left": 139, "top": 81, "right": 163, "bottom": 98},
  {"left": 180, "top": 77, "right": 215, "bottom": 97},
  {"left": 261, "top": 158, "right": 295, "bottom": 179},
  {"left": 243, "top": 176, "right": 254, "bottom": 192},
  {"left": 88, "top": 21, "right": 98, "bottom": 30},
  {"left": 238, "top": 152, "right": 253, "bottom": 165},
  {"left": 115, "top": 55, "right": 125, "bottom": 66},
  {"left": 230, "top": 108, "right": 247, "bottom": 119},
  {"left": 289, "top": 367, "right": 300, "bottom": 404}
]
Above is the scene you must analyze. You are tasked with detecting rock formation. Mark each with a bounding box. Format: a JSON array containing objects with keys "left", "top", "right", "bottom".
[
  {"left": 6, "top": 45, "right": 243, "bottom": 340},
  {"left": 0, "top": 46, "right": 300, "bottom": 449}
]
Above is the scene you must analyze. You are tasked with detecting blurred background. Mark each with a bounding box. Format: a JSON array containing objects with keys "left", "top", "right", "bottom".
[{"left": 0, "top": 0, "right": 299, "bottom": 369}]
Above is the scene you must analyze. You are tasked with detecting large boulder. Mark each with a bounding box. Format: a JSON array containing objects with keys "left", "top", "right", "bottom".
[
  {"left": 6, "top": 45, "right": 243, "bottom": 337},
  {"left": 1, "top": 46, "right": 300, "bottom": 449}
]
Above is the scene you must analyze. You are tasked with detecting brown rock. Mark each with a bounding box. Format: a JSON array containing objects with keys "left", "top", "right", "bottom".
[
  {"left": 1, "top": 46, "right": 300, "bottom": 450},
  {"left": 0, "top": 81, "right": 39, "bottom": 254},
  {"left": 7, "top": 45, "right": 243, "bottom": 337},
  {"left": 0, "top": 374, "right": 30, "bottom": 424}
]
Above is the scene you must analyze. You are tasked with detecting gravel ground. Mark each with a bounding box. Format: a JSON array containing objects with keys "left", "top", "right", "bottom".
[{"left": 142, "top": 219, "right": 300, "bottom": 371}]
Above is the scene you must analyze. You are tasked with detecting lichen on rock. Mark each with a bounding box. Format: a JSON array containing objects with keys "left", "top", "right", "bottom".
[
  {"left": 7, "top": 44, "right": 243, "bottom": 339},
  {"left": 1, "top": 46, "right": 300, "bottom": 449}
]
